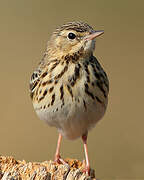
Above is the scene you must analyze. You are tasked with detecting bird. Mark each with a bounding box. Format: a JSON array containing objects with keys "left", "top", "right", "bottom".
[{"left": 29, "top": 21, "right": 109, "bottom": 175}]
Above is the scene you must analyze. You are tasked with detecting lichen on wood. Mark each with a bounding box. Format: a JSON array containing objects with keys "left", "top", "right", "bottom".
[{"left": 0, "top": 156, "right": 96, "bottom": 180}]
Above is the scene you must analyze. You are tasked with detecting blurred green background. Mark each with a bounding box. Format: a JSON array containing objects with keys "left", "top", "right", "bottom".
[{"left": 0, "top": 0, "right": 144, "bottom": 179}]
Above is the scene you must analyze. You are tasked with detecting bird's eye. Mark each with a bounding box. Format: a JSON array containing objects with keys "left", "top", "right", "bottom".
[{"left": 68, "top": 32, "right": 76, "bottom": 40}]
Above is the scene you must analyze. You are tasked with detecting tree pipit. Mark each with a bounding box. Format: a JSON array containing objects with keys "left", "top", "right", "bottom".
[{"left": 30, "top": 21, "right": 109, "bottom": 175}]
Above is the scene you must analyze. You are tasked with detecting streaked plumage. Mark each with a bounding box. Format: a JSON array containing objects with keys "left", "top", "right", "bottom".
[{"left": 30, "top": 21, "right": 109, "bottom": 175}]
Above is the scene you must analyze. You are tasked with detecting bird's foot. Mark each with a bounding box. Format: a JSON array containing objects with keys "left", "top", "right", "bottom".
[
  {"left": 54, "top": 154, "right": 67, "bottom": 165},
  {"left": 82, "top": 166, "right": 90, "bottom": 176},
  {"left": 82, "top": 160, "right": 90, "bottom": 176}
]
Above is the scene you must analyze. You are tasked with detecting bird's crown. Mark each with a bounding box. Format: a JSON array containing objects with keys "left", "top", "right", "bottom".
[{"left": 54, "top": 21, "right": 94, "bottom": 34}]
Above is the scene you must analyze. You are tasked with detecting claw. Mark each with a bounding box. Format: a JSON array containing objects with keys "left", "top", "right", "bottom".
[{"left": 54, "top": 154, "right": 67, "bottom": 165}]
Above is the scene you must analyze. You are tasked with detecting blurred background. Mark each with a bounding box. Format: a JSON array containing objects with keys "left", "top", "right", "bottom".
[{"left": 0, "top": 0, "right": 144, "bottom": 179}]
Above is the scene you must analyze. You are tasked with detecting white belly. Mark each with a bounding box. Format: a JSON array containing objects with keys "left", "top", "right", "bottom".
[{"left": 34, "top": 96, "right": 108, "bottom": 140}]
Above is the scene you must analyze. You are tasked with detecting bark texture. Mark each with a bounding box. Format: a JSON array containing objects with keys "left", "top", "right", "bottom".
[{"left": 0, "top": 156, "right": 96, "bottom": 180}]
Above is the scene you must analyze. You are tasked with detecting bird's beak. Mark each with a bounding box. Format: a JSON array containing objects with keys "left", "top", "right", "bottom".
[{"left": 84, "top": 30, "right": 104, "bottom": 41}]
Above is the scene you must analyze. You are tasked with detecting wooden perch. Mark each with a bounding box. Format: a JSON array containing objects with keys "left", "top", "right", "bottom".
[{"left": 0, "top": 156, "right": 96, "bottom": 180}]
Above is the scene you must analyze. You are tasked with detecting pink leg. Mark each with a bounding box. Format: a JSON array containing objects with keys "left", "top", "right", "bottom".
[
  {"left": 54, "top": 133, "right": 66, "bottom": 164},
  {"left": 54, "top": 133, "right": 62, "bottom": 163},
  {"left": 82, "top": 133, "right": 90, "bottom": 175}
]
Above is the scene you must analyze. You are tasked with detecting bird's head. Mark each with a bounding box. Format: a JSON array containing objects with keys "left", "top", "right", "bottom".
[{"left": 47, "top": 22, "right": 104, "bottom": 59}]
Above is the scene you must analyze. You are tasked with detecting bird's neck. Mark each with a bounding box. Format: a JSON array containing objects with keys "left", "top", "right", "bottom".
[{"left": 44, "top": 45, "right": 93, "bottom": 64}]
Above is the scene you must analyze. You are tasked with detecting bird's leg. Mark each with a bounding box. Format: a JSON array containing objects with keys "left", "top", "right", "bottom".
[
  {"left": 82, "top": 133, "right": 90, "bottom": 175},
  {"left": 54, "top": 133, "right": 66, "bottom": 164},
  {"left": 54, "top": 133, "right": 62, "bottom": 163}
]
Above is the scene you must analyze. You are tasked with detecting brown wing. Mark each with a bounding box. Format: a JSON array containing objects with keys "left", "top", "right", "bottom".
[{"left": 29, "top": 68, "right": 42, "bottom": 99}]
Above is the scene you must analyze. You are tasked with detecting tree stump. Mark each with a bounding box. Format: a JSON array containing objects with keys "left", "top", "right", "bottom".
[{"left": 0, "top": 156, "right": 96, "bottom": 180}]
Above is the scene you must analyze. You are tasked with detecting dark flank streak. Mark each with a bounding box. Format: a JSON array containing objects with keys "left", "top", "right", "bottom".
[
  {"left": 96, "top": 63, "right": 101, "bottom": 71},
  {"left": 84, "top": 63, "right": 90, "bottom": 83},
  {"left": 75, "top": 63, "right": 81, "bottom": 75},
  {"left": 89, "top": 56, "right": 108, "bottom": 98},
  {"left": 42, "top": 79, "right": 53, "bottom": 86},
  {"left": 104, "top": 81, "right": 109, "bottom": 91},
  {"left": 39, "top": 96, "right": 44, "bottom": 102},
  {"left": 91, "top": 63, "right": 101, "bottom": 79},
  {"left": 83, "top": 99, "right": 87, "bottom": 111},
  {"left": 84, "top": 83, "right": 95, "bottom": 100},
  {"left": 100, "top": 73, "right": 109, "bottom": 91},
  {"left": 43, "top": 89, "right": 48, "bottom": 96},
  {"left": 66, "top": 84, "right": 73, "bottom": 98},
  {"left": 60, "top": 85, "right": 65, "bottom": 107},
  {"left": 46, "top": 59, "right": 58, "bottom": 66},
  {"left": 41, "top": 72, "right": 48, "bottom": 78},
  {"left": 54, "top": 80, "right": 58, "bottom": 84},
  {"left": 91, "top": 82, "right": 95, "bottom": 86},
  {"left": 90, "top": 55, "right": 109, "bottom": 92},
  {"left": 96, "top": 81, "right": 107, "bottom": 98},
  {"left": 95, "top": 96, "right": 102, "bottom": 103},
  {"left": 101, "top": 72, "right": 109, "bottom": 91},
  {"left": 54, "top": 65, "right": 68, "bottom": 80},
  {"left": 64, "top": 55, "right": 71, "bottom": 61},
  {"left": 49, "top": 61, "right": 60, "bottom": 72},
  {"left": 94, "top": 71, "right": 101, "bottom": 79},
  {"left": 61, "top": 99, "right": 65, "bottom": 108},
  {"left": 51, "top": 94, "right": 55, "bottom": 106},
  {"left": 83, "top": 62, "right": 91, "bottom": 83},
  {"left": 68, "top": 63, "right": 81, "bottom": 87},
  {"left": 84, "top": 64, "right": 90, "bottom": 74},
  {"left": 86, "top": 75, "right": 90, "bottom": 83},
  {"left": 49, "top": 86, "right": 54, "bottom": 93},
  {"left": 60, "top": 85, "right": 64, "bottom": 100},
  {"left": 35, "top": 87, "right": 39, "bottom": 97}
]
